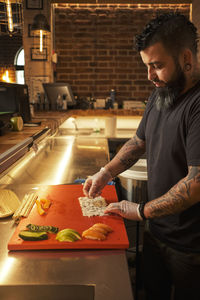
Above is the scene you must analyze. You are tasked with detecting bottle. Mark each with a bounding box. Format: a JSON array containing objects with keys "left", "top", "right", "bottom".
[
  {"left": 113, "top": 102, "right": 118, "bottom": 109},
  {"left": 110, "top": 89, "right": 115, "bottom": 108},
  {"left": 62, "top": 94, "right": 67, "bottom": 110},
  {"left": 56, "top": 94, "right": 62, "bottom": 110}
]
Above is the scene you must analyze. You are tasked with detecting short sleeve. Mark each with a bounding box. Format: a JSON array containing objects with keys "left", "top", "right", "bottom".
[{"left": 186, "top": 100, "right": 200, "bottom": 165}]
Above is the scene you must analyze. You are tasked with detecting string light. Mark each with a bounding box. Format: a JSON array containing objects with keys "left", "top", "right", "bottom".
[{"left": 2, "top": 70, "right": 10, "bottom": 82}]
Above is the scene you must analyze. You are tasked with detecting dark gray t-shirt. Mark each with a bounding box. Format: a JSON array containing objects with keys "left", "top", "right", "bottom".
[{"left": 136, "top": 81, "right": 200, "bottom": 252}]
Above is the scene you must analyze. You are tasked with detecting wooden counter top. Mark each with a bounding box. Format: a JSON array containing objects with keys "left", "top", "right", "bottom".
[
  {"left": 0, "top": 112, "right": 68, "bottom": 155},
  {"left": 0, "top": 109, "right": 143, "bottom": 155}
]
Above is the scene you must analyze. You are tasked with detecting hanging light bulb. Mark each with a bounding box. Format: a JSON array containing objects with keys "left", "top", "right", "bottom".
[
  {"left": 6, "top": 0, "right": 14, "bottom": 33},
  {"left": 31, "top": 14, "right": 50, "bottom": 53},
  {"left": 40, "top": 29, "right": 43, "bottom": 52},
  {"left": 0, "top": 0, "right": 22, "bottom": 35}
]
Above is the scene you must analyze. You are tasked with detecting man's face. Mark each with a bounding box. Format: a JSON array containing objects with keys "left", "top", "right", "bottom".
[{"left": 140, "top": 42, "right": 186, "bottom": 110}]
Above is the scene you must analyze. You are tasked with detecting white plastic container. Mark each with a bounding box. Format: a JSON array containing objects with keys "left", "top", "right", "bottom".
[
  {"left": 104, "top": 117, "right": 117, "bottom": 137},
  {"left": 119, "top": 159, "right": 148, "bottom": 203}
]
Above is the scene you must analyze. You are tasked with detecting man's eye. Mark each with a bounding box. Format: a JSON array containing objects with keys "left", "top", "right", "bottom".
[{"left": 153, "top": 64, "right": 162, "bottom": 69}]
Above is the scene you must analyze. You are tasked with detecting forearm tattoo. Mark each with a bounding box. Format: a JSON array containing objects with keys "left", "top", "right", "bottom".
[
  {"left": 146, "top": 166, "right": 200, "bottom": 218},
  {"left": 116, "top": 136, "right": 145, "bottom": 169}
]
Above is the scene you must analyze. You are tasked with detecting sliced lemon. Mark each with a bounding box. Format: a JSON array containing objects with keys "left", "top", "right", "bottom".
[{"left": 10, "top": 116, "right": 23, "bottom": 131}]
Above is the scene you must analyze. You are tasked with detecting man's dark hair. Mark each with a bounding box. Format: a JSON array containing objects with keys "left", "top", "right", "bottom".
[{"left": 135, "top": 12, "right": 198, "bottom": 57}]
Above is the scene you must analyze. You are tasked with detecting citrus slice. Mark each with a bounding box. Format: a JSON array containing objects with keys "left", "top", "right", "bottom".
[{"left": 10, "top": 116, "right": 23, "bottom": 131}]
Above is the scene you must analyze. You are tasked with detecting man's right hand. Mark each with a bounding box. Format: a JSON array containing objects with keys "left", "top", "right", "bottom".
[{"left": 83, "top": 167, "right": 112, "bottom": 198}]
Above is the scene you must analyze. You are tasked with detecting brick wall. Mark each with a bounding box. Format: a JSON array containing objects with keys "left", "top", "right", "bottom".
[
  {"left": 191, "top": 0, "right": 200, "bottom": 63},
  {"left": 0, "top": 35, "right": 22, "bottom": 83},
  {"left": 55, "top": 4, "right": 190, "bottom": 105}
]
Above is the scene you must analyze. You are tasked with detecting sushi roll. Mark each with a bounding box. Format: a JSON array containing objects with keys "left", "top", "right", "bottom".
[
  {"left": 82, "top": 228, "right": 106, "bottom": 241},
  {"left": 92, "top": 223, "right": 113, "bottom": 233}
]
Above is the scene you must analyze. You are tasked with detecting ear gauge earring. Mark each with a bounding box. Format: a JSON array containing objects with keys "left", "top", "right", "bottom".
[{"left": 184, "top": 63, "right": 192, "bottom": 71}]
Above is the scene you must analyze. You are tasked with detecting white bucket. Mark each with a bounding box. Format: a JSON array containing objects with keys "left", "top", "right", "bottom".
[
  {"left": 119, "top": 159, "right": 148, "bottom": 202},
  {"left": 120, "top": 159, "right": 147, "bottom": 181},
  {"left": 105, "top": 117, "right": 117, "bottom": 137}
]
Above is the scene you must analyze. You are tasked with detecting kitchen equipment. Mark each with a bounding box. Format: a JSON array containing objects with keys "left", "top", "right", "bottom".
[
  {"left": 8, "top": 184, "right": 129, "bottom": 251},
  {"left": 119, "top": 159, "right": 147, "bottom": 300},
  {"left": 0, "top": 82, "right": 31, "bottom": 123},
  {"left": 43, "top": 82, "right": 76, "bottom": 110},
  {"left": 0, "top": 117, "right": 13, "bottom": 135},
  {"left": 118, "top": 159, "right": 147, "bottom": 203}
]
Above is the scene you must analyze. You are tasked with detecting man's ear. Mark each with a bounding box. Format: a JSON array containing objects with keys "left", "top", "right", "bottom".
[
  {"left": 183, "top": 48, "right": 193, "bottom": 65},
  {"left": 180, "top": 48, "right": 193, "bottom": 72}
]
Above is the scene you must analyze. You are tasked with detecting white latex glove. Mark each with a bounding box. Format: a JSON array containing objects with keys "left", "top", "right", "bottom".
[
  {"left": 104, "top": 200, "right": 143, "bottom": 221},
  {"left": 83, "top": 167, "right": 112, "bottom": 198}
]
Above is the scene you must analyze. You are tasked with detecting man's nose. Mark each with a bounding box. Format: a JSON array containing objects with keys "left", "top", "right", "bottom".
[{"left": 147, "top": 66, "right": 156, "bottom": 81}]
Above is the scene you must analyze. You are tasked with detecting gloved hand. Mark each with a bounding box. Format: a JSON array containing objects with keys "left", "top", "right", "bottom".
[
  {"left": 104, "top": 200, "right": 143, "bottom": 221},
  {"left": 83, "top": 167, "right": 112, "bottom": 198}
]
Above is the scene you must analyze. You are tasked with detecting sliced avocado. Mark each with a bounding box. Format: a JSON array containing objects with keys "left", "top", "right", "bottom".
[
  {"left": 56, "top": 228, "right": 81, "bottom": 242},
  {"left": 56, "top": 234, "right": 75, "bottom": 242}
]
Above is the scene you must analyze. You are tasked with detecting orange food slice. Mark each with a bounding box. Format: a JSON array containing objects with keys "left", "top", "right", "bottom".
[
  {"left": 91, "top": 225, "right": 107, "bottom": 235},
  {"left": 40, "top": 198, "right": 51, "bottom": 210},
  {"left": 92, "top": 223, "right": 113, "bottom": 233},
  {"left": 36, "top": 199, "right": 45, "bottom": 215},
  {"left": 82, "top": 229, "right": 106, "bottom": 241}
]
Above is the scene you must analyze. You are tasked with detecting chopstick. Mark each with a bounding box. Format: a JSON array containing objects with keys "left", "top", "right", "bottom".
[{"left": 12, "top": 193, "right": 38, "bottom": 224}]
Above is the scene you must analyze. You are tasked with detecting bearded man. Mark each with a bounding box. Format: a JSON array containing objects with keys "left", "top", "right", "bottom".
[{"left": 83, "top": 13, "right": 200, "bottom": 300}]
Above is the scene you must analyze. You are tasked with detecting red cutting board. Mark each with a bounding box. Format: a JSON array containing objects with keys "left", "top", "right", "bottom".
[{"left": 8, "top": 185, "right": 129, "bottom": 251}]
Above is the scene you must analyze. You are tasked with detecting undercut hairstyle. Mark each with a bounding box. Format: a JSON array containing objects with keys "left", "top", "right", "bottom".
[{"left": 135, "top": 12, "right": 198, "bottom": 57}]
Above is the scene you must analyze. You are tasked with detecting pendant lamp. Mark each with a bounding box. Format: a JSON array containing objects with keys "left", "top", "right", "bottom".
[
  {"left": 31, "top": 14, "right": 50, "bottom": 52},
  {"left": 0, "top": 0, "right": 22, "bottom": 35}
]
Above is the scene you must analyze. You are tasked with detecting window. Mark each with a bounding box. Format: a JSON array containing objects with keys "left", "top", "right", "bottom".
[{"left": 14, "top": 47, "right": 25, "bottom": 84}]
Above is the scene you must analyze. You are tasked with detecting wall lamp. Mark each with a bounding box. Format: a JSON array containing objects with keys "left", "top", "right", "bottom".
[{"left": 31, "top": 14, "right": 50, "bottom": 52}]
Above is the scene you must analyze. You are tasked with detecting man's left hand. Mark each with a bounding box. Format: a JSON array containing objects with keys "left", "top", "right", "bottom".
[{"left": 104, "top": 200, "right": 142, "bottom": 221}]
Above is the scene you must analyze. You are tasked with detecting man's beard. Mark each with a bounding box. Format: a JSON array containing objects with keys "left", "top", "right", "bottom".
[{"left": 154, "top": 63, "right": 186, "bottom": 111}]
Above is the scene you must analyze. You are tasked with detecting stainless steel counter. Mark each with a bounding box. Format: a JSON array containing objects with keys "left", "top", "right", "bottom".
[{"left": 0, "top": 130, "right": 134, "bottom": 300}]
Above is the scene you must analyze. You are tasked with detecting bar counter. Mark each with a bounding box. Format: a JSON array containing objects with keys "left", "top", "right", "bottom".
[
  {"left": 0, "top": 109, "right": 143, "bottom": 154},
  {"left": 0, "top": 113, "right": 135, "bottom": 300}
]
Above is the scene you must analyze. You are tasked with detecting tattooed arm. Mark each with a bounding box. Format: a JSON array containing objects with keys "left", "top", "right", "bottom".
[
  {"left": 104, "top": 165, "right": 200, "bottom": 221},
  {"left": 104, "top": 134, "right": 146, "bottom": 177},
  {"left": 83, "top": 134, "right": 145, "bottom": 198},
  {"left": 144, "top": 165, "right": 200, "bottom": 219}
]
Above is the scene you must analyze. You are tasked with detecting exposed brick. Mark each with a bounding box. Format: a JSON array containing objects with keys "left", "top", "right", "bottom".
[
  {"left": 115, "top": 80, "right": 133, "bottom": 85},
  {"left": 94, "top": 68, "right": 113, "bottom": 73},
  {"left": 0, "top": 35, "right": 22, "bottom": 82},
  {"left": 79, "top": 86, "right": 89, "bottom": 91},
  {"left": 55, "top": 4, "right": 190, "bottom": 102}
]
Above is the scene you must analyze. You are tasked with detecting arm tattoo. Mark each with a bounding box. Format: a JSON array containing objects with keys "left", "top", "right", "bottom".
[
  {"left": 187, "top": 166, "right": 200, "bottom": 182},
  {"left": 116, "top": 135, "right": 145, "bottom": 169},
  {"left": 146, "top": 166, "right": 200, "bottom": 219}
]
